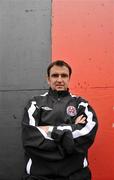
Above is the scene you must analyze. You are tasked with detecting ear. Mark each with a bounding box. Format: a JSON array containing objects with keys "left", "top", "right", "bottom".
[{"left": 46, "top": 76, "right": 50, "bottom": 85}]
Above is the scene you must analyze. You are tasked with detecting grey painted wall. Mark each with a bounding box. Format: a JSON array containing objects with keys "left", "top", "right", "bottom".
[{"left": 0, "top": 0, "right": 51, "bottom": 179}]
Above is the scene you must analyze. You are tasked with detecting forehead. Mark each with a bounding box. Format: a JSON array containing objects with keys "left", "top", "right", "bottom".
[{"left": 50, "top": 65, "right": 69, "bottom": 74}]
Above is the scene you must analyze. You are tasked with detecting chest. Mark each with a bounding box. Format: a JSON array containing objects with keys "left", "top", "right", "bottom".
[{"left": 37, "top": 96, "right": 78, "bottom": 126}]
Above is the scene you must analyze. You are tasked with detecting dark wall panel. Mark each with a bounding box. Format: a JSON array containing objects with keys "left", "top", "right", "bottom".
[
  {"left": 0, "top": 0, "right": 51, "bottom": 179},
  {"left": 0, "top": 0, "right": 51, "bottom": 90}
]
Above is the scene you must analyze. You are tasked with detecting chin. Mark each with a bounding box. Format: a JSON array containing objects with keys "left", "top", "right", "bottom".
[{"left": 56, "top": 88, "right": 65, "bottom": 91}]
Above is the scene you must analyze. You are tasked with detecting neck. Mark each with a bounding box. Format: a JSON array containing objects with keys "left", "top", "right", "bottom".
[{"left": 49, "top": 88, "right": 70, "bottom": 98}]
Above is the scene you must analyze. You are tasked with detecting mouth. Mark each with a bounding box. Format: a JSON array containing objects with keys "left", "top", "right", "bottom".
[
  {"left": 55, "top": 85, "right": 65, "bottom": 90},
  {"left": 56, "top": 85, "right": 64, "bottom": 87}
]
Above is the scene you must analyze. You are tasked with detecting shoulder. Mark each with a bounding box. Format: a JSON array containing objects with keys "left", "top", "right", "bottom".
[
  {"left": 34, "top": 91, "right": 49, "bottom": 101},
  {"left": 70, "top": 92, "right": 88, "bottom": 103},
  {"left": 25, "top": 91, "right": 49, "bottom": 108}
]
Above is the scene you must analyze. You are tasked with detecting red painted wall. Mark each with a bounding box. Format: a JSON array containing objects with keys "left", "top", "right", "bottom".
[{"left": 52, "top": 0, "right": 114, "bottom": 179}]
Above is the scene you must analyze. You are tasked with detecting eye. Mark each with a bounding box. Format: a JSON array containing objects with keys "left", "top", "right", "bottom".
[
  {"left": 61, "top": 74, "right": 69, "bottom": 78},
  {"left": 51, "top": 73, "right": 59, "bottom": 78},
  {"left": 51, "top": 73, "right": 69, "bottom": 78}
]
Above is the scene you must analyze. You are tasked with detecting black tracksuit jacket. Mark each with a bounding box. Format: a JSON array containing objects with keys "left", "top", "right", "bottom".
[{"left": 22, "top": 88, "right": 98, "bottom": 179}]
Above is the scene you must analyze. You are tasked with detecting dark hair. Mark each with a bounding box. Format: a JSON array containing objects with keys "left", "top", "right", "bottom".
[{"left": 47, "top": 60, "right": 72, "bottom": 77}]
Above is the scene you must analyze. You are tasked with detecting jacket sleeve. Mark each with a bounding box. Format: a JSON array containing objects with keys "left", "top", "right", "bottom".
[
  {"left": 22, "top": 99, "right": 65, "bottom": 161},
  {"left": 50, "top": 97, "right": 98, "bottom": 154}
]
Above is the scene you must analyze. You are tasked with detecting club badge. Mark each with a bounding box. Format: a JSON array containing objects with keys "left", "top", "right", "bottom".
[{"left": 66, "top": 106, "right": 77, "bottom": 117}]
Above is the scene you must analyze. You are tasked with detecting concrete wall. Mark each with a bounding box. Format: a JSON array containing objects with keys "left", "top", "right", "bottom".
[{"left": 0, "top": 0, "right": 51, "bottom": 179}]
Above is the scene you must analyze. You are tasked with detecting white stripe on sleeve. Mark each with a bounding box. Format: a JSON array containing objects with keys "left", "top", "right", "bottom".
[
  {"left": 72, "top": 102, "right": 96, "bottom": 138},
  {"left": 37, "top": 127, "right": 54, "bottom": 140},
  {"left": 83, "top": 157, "right": 88, "bottom": 167},
  {"left": 57, "top": 126, "right": 72, "bottom": 131},
  {"left": 28, "top": 101, "right": 37, "bottom": 126},
  {"left": 26, "top": 158, "right": 32, "bottom": 174}
]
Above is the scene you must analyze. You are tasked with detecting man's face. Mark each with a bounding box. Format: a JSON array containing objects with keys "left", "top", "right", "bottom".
[{"left": 47, "top": 65, "right": 70, "bottom": 91}]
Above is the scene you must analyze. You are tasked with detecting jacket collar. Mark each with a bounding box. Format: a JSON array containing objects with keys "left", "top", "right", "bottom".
[{"left": 48, "top": 88, "right": 70, "bottom": 99}]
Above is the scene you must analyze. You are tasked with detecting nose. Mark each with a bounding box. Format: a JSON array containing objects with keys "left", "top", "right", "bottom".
[{"left": 57, "top": 75, "right": 63, "bottom": 82}]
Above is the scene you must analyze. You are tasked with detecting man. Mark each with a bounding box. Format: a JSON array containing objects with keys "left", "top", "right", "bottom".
[{"left": 22, "top": 60, "right": 98, "bottom": 180}]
